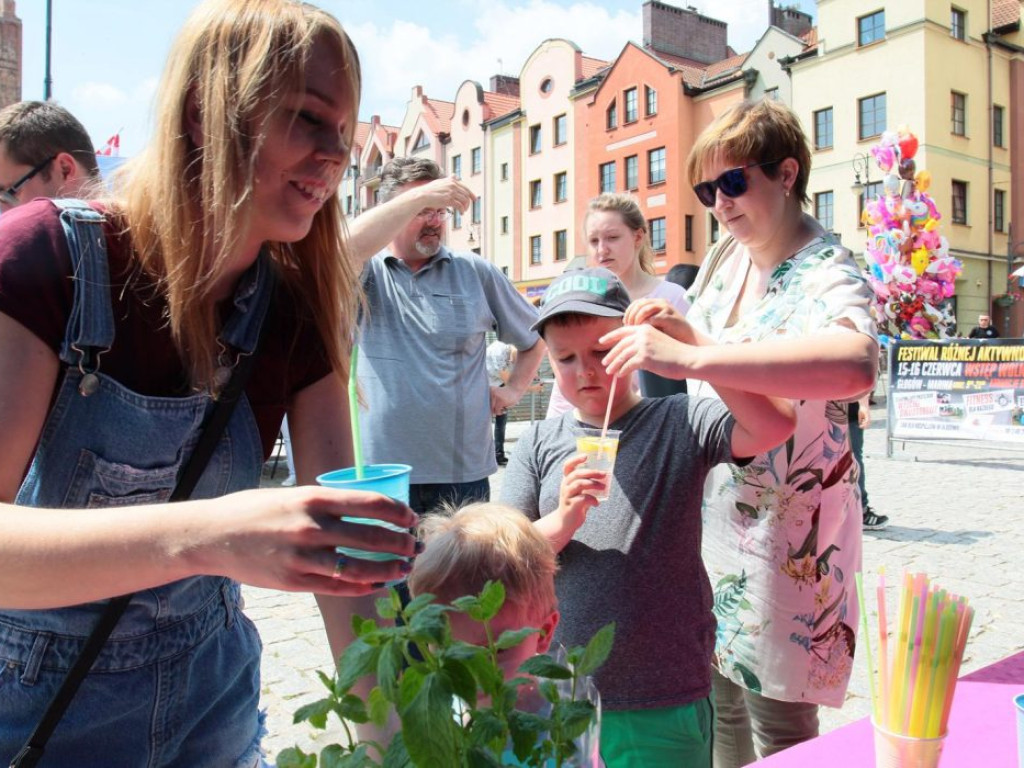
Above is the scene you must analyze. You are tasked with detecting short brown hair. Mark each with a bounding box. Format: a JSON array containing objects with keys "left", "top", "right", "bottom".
[
  {"left": 408, "top": 502, "right": 557, "bottom": 620},
  {"left": 686, "top": 99, "right": 811, "bottom": 205},
  {"left": 379, "top": 156, "right": 442, "bottom": 202},
  {"left": 0, "top": 101, "right": 100, "bottom": 178}
]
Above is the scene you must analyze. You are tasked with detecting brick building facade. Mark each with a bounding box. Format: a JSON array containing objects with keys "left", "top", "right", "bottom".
[{"left": 0, "top": 0, "right": 21, "bottom": 109}]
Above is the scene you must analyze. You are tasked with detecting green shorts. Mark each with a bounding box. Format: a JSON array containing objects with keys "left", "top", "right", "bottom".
[{"left": 600, "top": 697, "right": 713, "bottom": 768}]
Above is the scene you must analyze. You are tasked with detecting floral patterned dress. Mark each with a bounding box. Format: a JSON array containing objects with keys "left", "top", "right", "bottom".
[{"left": 687, "top": 232, "right": 877, "bottom": 708}]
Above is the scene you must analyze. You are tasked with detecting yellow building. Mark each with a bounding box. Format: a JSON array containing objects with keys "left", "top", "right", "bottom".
[{"left": 790, "top": 0, "right": 1023, "bottom": 330}]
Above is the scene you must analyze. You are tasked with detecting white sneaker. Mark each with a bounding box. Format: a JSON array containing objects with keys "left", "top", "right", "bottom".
[{"left": 281, "top": 475, "right": 296, "bottom": 487}]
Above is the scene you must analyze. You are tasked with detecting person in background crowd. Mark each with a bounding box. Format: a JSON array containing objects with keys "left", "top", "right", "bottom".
[
  {"left": 486, "top": 339, "right": 517, "bottom": 465},
  {"left": 848, "top": 393, "right": 888, "bottom": 530},
  {"left": 546, "top": 193, "right": 690, "bottom": 416},
  {"left": 684, "top": 98, "right": 878, "bottom": 765},
  {"left": 0, "top": 100, "right": 100, "bottom": 211},
  {"left": 968, "top": 314, "right": 1000, "bottom": 339},
  {"left": 347, "top": 157, "right": 544, "bottom": 517},
  {"left": 0, "top": 2, "right": 417, "bottom": 764}
]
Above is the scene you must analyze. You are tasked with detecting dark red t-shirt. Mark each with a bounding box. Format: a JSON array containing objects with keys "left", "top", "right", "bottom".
[{"left": 0, "top": 199, "right": 333, "bottom": 459}]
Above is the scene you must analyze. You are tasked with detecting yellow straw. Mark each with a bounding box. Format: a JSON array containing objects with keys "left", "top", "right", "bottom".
[
  {"left": 855, "top": 573, "right": 879, "bottom": 722},
  {"left": 348, "top": 344, "right": 365, "bottom": 480}
]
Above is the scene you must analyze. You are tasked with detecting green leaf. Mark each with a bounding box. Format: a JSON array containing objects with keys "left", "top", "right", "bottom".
[
  {"left": 276, "top": 747, "right": 316, "bottom": 768},
  {"left": 293, "top": 697, "right": 333, "bottom": 729},
  {"left": 368, "top": 686, "right": 391, "bottom": 728},
  {"left": 403, "top": 592, "right": 437, "bottom": 617},
  {"left": 408, "top": 603, "right": 450, "bottom": 646},
  {"left": 337, "top": 692, "right": 369, "bottom": 724},
  {"left": 399, "top": 671, "right": 459, "bottom": 768},
  {"left": 465, "top": 746, "right": 502, "bottom": 768},
  {"left": 508, "top": 709, "right": 547, "bottom": 761},
  {"left": 463, "top": 651, "right": 503, "bottom": 698},
  {"left": 518, "top": 654, "right": 572, "bottom": 680},
  {"left": 467, "top": 709, "right": 506, "bottom": 747},
  {"left": 376, "top": 641, "right": 404, "bottom": 701},
  {"left": 539, "top": 680, "right": 560, "bottom": 703},
  {"left": 476, "top": 580, "right": 505, "bottom": 622},
  {"left": 441, "top": 642, "right": 487, "bottom": 663},
  {"left": 559, "top": 699, "right": 597, "bottom": 741},
  {"left": 575, "top": 622, "right": 615, "bottom": 677},
  {"left": 494, "top": 627, "right": 539, "bottom": 650},
  {"left": 441, "top": 657, "right": 478, "bottom": 707},
  {"left": 317, "top": 668, "right": 336, "bottom": 693},
  {"left": 382, "top": 732, "right": 412, "bottom": 768},
  {"left": 451, "top": 594, "right": 480, "bottom": 614},
  {"left": 376, "top": 595, "right": 398, "bottom": 621},
  {"left": 336, "top": 638, "right": 382, "bottom": 694}
]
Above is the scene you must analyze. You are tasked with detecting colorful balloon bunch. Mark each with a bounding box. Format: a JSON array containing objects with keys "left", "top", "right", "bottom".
[{"left": 862, "top": 128, "right": 962, "bottom": 339}]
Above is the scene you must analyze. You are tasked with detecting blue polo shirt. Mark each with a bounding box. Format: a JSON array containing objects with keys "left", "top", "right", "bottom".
[{"left": 358, "top": 247, "right": 540, "bottom": 484}]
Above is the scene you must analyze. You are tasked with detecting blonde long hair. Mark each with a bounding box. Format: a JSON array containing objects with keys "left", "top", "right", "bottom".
[
  {"left": 113, "top": 0, "right": 362, "bottom": 388},
  {"left": 584, "top": 193, "right": 656, "bottom": 275}
]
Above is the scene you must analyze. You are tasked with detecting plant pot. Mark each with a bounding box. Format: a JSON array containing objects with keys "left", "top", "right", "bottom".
[{"left": 995, "top": 295, "right": 1015, "bottom": 308}]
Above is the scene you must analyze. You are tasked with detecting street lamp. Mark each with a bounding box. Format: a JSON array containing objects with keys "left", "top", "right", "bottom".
[{"left": 851, "top": 152, "right": 872, "bottom": 192}]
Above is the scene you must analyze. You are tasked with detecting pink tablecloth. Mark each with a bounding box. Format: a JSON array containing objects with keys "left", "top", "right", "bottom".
[{"left": 759, "top": 650, "right": 1024, "bottom": 767}]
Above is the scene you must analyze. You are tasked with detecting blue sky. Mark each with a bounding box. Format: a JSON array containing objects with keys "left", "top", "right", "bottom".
[{"left": 19, "top": 0, "right": 815, "bottom": 157}]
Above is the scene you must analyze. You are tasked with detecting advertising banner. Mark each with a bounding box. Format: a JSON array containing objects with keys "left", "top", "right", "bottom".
[{"left": 888, "top": 339, "right": 1024, "bottom": 444}]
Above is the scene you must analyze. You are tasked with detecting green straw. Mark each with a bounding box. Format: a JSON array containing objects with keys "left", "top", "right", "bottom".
[
  {"left": 349, "top": 344, "right": 365, "bottom": 480},
  {"left": 855, "top": 572, "right": 879, "bottom": 722}
]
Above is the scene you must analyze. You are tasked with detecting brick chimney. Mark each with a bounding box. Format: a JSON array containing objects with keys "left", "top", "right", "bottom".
[
  {"left": 643, "top": 0, "right": 728, "bottom": 65},
  {"left": 489, "top": 74, "right": 520, "bottom": 97},
  {"left": 0, "top": 0, "right": 22, "bottom": 108},
  {"left": 769, "top": 0, "right": 813, "bottom": 39}
]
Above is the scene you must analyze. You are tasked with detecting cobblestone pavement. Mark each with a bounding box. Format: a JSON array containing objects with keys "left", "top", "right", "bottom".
[{"left": 247, "top": 399, "right": 1024, "bottom": 761}]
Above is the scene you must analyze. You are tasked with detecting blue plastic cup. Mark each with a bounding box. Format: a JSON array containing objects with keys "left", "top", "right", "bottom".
[
  {"left": 1015, "top": 692, "right": 1024, "bottom": 768},
  {"left": 316, "top": 464, "right": 412, "bottom": 562}
]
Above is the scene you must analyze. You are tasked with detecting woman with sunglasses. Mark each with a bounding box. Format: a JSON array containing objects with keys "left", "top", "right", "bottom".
[
  {"left": 687, "top": 99, "right": 878, "bottom": 766},
  {"left": 546, "top": 192, "right": 690, "bottom": 416},
  {"left": 0, "top": 1, "right": 417, "bottom": 765},
  {"left": 602, "top": 99, "right": 877, "bottom": 765}
]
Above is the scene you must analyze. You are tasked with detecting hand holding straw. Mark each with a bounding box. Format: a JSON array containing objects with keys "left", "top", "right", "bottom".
[{"left": 348, "top": 344, "right": 365, "bottom": 480}]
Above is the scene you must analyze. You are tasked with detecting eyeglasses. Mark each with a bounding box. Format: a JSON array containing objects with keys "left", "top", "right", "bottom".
[
  {"left": 415, "top": 207, "right": 454, "bottom": 222},
  {"left": 692, "top": 159, "right": 781, "bottom": 208},
  {"left": 0, "top": 155, "right": 56, "bottom": 207}
]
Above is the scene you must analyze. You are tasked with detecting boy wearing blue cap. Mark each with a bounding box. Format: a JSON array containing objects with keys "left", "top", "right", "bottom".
[{"left": 500, "top": 267, "right": 796, "bottom": 767}]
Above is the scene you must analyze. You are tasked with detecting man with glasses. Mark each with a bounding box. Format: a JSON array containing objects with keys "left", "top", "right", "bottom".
[
  {"left": 0, "top": 101, "right": 99, "bottom": 212},
  {"left": 348, "top": 157, "right": 544, "bottom": 516}
]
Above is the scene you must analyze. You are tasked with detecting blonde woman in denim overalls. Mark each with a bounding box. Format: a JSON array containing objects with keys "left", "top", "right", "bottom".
[{"left": 0, "top": 2, "right": 418, "bottom": 765}]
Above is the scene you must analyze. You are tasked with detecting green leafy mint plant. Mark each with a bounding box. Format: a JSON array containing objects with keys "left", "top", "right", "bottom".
[{"left": 278, "top": 581, "right": 614, "bottom": 768}]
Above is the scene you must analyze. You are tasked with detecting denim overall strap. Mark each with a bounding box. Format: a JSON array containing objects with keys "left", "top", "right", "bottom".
[
  {"left": 220, "top": 250, "right": 276, "bottom": 356},
  {"left": 50, "top": 199, "right": 114, "bottom": 371}
]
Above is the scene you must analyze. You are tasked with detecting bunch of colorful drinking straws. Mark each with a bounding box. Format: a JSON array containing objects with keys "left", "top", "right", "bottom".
[{"left": 856, "top": 570, "right": 975, "bottom": 739}]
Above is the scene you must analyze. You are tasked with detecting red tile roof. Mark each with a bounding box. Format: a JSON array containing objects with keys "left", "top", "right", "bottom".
[
  {"left": 424, "top": 97, "right": 455, "bottom": 135},
  {"left": 482, "top": 91, "right": 520, "bottom": 120},
  {"left": 992, "top": 0, "right": 1020, "bottom": 30},
  {"left": 648, "top": 49, "right": 745, "bottom": 90},
  {"left": 353, "top": 122, "right": 371, "bottom": 151},
  {"left": 580, "top": 55, "right": 611, "bottom": 80},
  {"left": 800, "top": 26, "right": 818, "bottom": 51}
]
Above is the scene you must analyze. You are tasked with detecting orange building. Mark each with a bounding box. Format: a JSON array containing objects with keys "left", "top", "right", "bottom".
[{"left": 575, "top": 1, "right": 808, "bottom": 274}]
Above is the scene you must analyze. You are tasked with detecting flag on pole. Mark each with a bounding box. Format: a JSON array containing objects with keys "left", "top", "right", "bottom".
[{"left": 96, "top": 131, "right": 121, "bottom": 157}]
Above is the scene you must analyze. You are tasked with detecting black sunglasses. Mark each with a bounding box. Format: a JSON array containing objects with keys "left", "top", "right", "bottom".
[
  {"left": 0, "top": 155, "right": 56, "bottom": 207},
  {"left": 692, "top": 159, "right": 781, "bottom": 208}
]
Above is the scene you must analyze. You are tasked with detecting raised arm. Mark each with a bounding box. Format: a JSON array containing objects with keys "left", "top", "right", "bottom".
[
  {"left": 604, "top": 298, "right": 877, "bottom": 402},
  {"left": 346, "top": 175, "right": 474, "bottom": 265}
]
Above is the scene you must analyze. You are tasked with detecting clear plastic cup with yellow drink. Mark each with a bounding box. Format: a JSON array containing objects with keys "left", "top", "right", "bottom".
[{"left": 573, "top": 427, "right": 621, "bottom": 502}]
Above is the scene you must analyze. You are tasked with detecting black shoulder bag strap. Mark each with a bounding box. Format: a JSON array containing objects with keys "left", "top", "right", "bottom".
[{"left": 9, "top": 349, "right": 260, "bottom": 768}]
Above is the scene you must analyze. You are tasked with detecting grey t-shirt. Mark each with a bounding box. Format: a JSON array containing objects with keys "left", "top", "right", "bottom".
[
  {"left": 500, "top": 395, "right": 737, "bottom": 711},
  {"left": 358, "top": 248, "right": 539, "bottom": 484}
]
